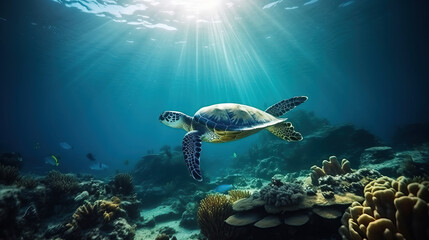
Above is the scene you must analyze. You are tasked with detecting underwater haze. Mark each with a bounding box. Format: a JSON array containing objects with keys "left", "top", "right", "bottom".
[
  {"left": 1, "top": 0, "right": 429, "bottom": 239},
  {"left": 1, "top": 0, "right": 429, "bottom": 172}
]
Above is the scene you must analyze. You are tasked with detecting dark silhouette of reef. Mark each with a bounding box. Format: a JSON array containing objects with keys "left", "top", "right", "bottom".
[
  {"left": 231, "top": 110, "right": 380, "bottom": 178},
  {"left": 0, "top": 152, "right": 23, "bottom": 169},
  {"left": 392, "top": 122, "right": 429, "bottom": 150}
]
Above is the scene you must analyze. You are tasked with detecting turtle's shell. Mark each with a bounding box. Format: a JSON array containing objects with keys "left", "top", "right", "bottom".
[{"left": 194, "top": 103, "right": 283, "bottom": 131}]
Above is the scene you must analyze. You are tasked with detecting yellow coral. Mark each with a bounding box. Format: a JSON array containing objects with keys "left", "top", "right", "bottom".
[
  {"left": 198, "top": 194, "right": 236, "bottom": 240},
  {"left": 310, "top": 156, "right": 353, "bottom": 185},
  {"left": 66, "top": 197, "right": 123, "bottom": 233},
  {"left": 228, "top": 190, "right": 251, "bottom": 203},
  {"left": 339, "top": 177, "right": 429, "bottom": 240}
]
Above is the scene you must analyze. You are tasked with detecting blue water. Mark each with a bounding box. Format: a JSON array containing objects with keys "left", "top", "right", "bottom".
[{"left": 1, "top": 0, "right": 428, "bottom": 174}]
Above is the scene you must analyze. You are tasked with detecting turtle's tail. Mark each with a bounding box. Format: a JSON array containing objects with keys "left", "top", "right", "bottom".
[{"left": 267, "top": 122, "right": 303, "bottom": 142}]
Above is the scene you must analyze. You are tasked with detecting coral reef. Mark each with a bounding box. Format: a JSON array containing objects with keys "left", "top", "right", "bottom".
[
  {"left": 228, "top": 190, "right": 251, "bottom": 203},
  {"left": 44, "top": 170, "right": 79, "bottom": 196},
  {"left": 308, "top": 155, "right": 382, "bottom": 196},
  {"left": 310, "top": 156, "right": 352, "bottom": 185},
  {"left": 360, "top": 146, "right": 395, "bottom": 165},
  {"left": 0, "top": 164, "right": 20, "bottom": 185},
  {"left": 232, "top": 113, "right": 380, "bottom": 176},
  {"left": 254, "top": 156, "right": 284, "bottom": 179},
  {"left": 112, "top": 173, "right": 135, "bottom": 195},
  {"left": 65, "top": 196, "right": 135, "bottom": 239},
  {"left": 224, "top": 179, "right": 363, "bottom": 239},
  {"left": 0, "top": 169, "right": 141, "bottom": 240},
  {"left": 16, "top": 176, "right": 38, "bottom": 189},
  {"left": 197, "top": 194, "right": 236, "bottom": 240},
  {"left": 316, "top": 168, "right": 382, "bottom": 196},
  {"left": 359, "top": 145, "right": 429, "bottom": 177},
  {"left": 339, "top": 176, "right": 429, "bottom": 240},
  {"left": 66, "top": 202, "right": 100, "bottom": 231},
  {"left": 254, "top": 179, "right": 304, "bottom": 207}
]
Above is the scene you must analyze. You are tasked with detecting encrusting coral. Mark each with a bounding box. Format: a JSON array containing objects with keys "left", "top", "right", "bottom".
[
  {"left": 339, "top": 176, "right": 429, "bottom": 240},
  {"left": 310, "top": 156, "right": 352, "bottom": 185},
  {"left": 197, "top": 194, "right": 236, "bottom": 240}
]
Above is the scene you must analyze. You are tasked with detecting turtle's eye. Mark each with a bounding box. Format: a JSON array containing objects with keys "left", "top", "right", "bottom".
[{"left": 159, "top": 113, "right": 166, "bottom": 121}]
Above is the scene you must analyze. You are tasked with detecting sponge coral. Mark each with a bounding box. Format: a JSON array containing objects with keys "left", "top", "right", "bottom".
[
  {"left": 255, "top": 181, "right": 304, "bottom": 207},
  {"left": 198, "top": 194, "right": 235, "bottom": 240},
  {"left": 339, "top": 176, "right": 429, "bottom": 240}
]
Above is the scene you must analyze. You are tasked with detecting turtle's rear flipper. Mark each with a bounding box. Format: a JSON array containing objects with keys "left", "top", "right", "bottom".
[
  {"left": 182, "top": 130, "right": 203, "bottom": 181},
  {"left": 265, "top": 96, "right": 308, "bottom": 117},
  {"left": 267, "top": 122, "right": 303, "bottom": 142}
]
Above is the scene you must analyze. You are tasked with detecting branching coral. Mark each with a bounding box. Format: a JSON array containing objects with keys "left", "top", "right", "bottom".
[
  {"left": 0, "top": 164, "right": 20, "bottom": 185},
  {"left": 113, "top": 173, "right": 134, "bottom": 195},
  {"left": 339, "top": 176, "right": 429, "bottom": 240},
  {"left": 198, "top": 194, "right": 236, "bottom": 240},
  {"left": 44, "top": 170, "right": 78, "bottom": 195},
  {"left": 310, "top": 156, "right": 352, "bottom": 185},
  {"left": 228, "top": 190, "right": 251, "bottom": 203}
]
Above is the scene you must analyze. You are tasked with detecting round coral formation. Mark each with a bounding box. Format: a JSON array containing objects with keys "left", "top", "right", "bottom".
[
  {"left": 256, "top": 181, "right": 304, "bottom": 207},
  {"left": 113, "top": 173, "right": 134, "bottom": 195}
]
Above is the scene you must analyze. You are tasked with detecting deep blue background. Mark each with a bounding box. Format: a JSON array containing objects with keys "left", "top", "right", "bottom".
[{"left": 1, "top": 0, "right": 428, "bottom": 174}]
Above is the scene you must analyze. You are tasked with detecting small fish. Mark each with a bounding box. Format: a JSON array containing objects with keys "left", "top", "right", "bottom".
[
  {"left": 214, "top": 184, "right": 233, "bottom": 193},
  {"left": 233, "top": 152, "right": 237, "bottom": 158},
  {"left": 90, "top": 162, "right": 108, "bottom": 170},
  {"left": 45, "top": 155, "right": 60, "bottom": 166},
  {"left": 59, "top": 142, "right": 73, "bottom": 150},
  {"left": 86, "top": 153, "right": 96, "bottom": 161},
  {"left": 124, "top": 160, "right": 129, "bottom": 165}
]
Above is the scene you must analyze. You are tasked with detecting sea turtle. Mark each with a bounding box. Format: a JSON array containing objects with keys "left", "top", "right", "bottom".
[{"left": 159, "top": 96, "right": 308, "bottom": 181}]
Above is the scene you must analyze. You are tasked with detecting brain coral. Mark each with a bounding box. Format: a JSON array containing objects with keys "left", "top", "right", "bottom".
[{"left": 339, "top": 176, "right": 429, "bottom": 240}]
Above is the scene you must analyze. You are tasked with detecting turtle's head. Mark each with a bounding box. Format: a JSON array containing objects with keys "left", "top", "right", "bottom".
[{"left": 159, "top": 111, "right": 191, "bottom": 130}]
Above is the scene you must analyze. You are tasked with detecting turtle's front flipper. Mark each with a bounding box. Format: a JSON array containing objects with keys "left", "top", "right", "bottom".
[
  {"left": 267, "top": 122, "right": 303, "bottom": 142},
  {"left": 265, "top": 96, "right": 308, "bottom": 117},
  {"left": 182, "top": 130, "right": 203, "bottom": 181}
]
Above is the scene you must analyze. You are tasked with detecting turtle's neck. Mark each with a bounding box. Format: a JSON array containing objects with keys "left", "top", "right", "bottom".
[{"left": 181, "top": 114, "right": 193, "bottom": 132}]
